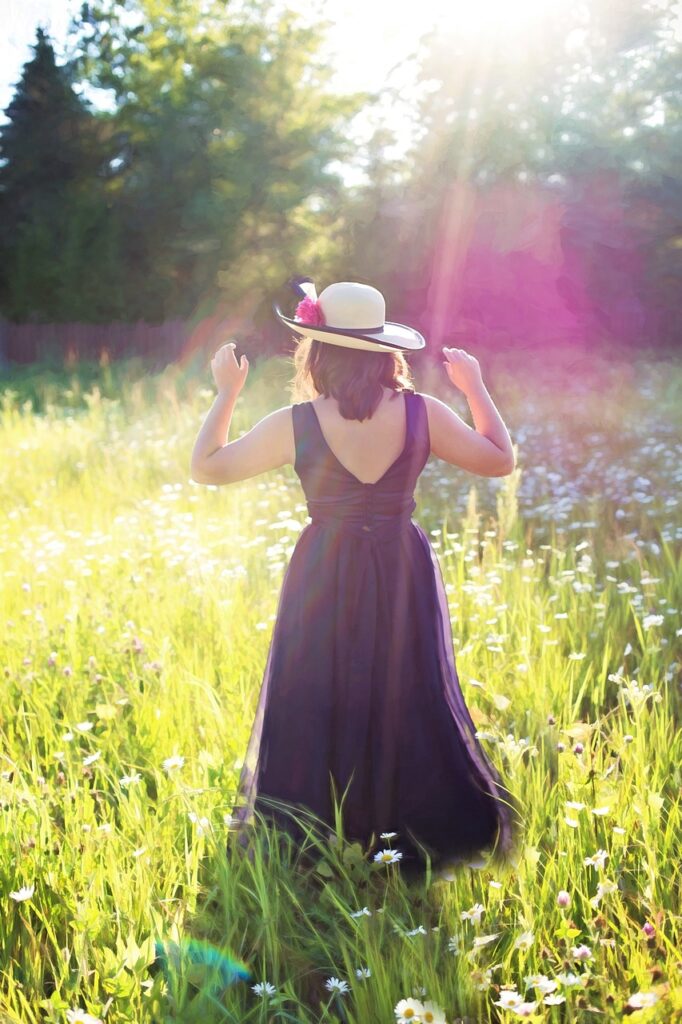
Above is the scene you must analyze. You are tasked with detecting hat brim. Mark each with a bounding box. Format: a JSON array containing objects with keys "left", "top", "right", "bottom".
[{"left": 273, "top": 305, "right": 425, "bottom": 353}]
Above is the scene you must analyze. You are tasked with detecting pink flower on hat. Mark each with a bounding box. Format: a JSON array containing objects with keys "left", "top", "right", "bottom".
[{"left": 295, "top": 296, "right": 326, "bottom": 327}]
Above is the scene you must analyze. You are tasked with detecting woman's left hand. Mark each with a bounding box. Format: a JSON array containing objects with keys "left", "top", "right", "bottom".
[{"left": 211, "top": 342, "right": 249, "bottom": 395}]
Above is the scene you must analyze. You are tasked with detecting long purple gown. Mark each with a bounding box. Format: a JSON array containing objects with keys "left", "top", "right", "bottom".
[{"left": 229, "top": 389, "right": 522, "bottom": 873}]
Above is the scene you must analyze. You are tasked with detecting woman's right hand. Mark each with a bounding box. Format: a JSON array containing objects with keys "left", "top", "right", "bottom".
[{"left": 442, "top": 347, "right": 483, "bottom": 395}]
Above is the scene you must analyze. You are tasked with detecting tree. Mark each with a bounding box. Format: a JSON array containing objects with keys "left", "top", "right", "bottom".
[
  {"left": 345, "top": 0, "right": 682, "bottom": 350},
  {"left": 0, "top": 26, "right": 125, "bottom": 321},
  {"left": 67, "top": 0, "right": 366, "bottom": 326}
]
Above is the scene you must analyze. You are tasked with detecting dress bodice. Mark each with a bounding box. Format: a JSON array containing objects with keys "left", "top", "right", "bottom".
[{"left": 292, "top": 391, "right": 431, "bottom": 539}]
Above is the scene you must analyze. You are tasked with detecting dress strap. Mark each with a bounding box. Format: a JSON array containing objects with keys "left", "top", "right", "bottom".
[{"left": 291, "top": 401, "right": 315, "bottom": 476}]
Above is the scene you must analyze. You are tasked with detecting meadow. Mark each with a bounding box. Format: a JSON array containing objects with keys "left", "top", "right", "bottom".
[{"left": 0, "top": 344, "right": 681, "bottom": 1024}]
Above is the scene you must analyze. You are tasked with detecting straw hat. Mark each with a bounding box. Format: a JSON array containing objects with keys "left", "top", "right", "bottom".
[{"left": 273, "top": 276, "right": 425, "bottom": 353}]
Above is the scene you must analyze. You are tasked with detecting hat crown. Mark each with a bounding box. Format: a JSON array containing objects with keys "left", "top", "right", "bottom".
[{"left": 318, "top": 282, "right": 385, "bottom": 331}]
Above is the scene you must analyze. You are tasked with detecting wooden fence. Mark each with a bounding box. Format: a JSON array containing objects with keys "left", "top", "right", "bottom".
[{"left": 0, "top": 316, "right": 194, "bottom": 367}]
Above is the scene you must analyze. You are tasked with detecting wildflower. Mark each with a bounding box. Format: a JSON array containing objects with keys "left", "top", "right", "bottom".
[
  {"left": 350, "top": 906, "right": 372, "bottom": 918},
  {"left": 66, "top": 1010, "right": 103, "bottom": 1024},
  {"left": 421, "top": 1001, "right": 447, "bottom": 1023},
  {"left": 251, "top": 981, "right": 276, "bottom": 997},
  {"left": 356, "top": 966, "right": 371, "bottom": 979},
  {"left": 642, "top": 614, "right": 664, "bottom": 629},
  {"left": 374, "top": 848, "right": 403, "bottom": 864},
  {"left": 543, "top": 993, "right": 567, "bottom": 1004},
  {"left": 493, "top": 989, "right": 524, "bottom": 1009},
  {"left": 188, "top": 811, "right": 211, "bottom": 836},
  {"left": 470, "top": 966, "right": 493, "bottom": 990},
  {"left": 626, "top": 991, "right": 659, "bottom": 1009},
  {"left": 557, "top": 890, "right": 571, "bottom": 908},
  {"left": 9, "top": 884, "right": 35, "bottom": 902},
  {"left": 571, "top": 944, "right": 593, "bottom": 961},
  {"left": 325, "top": 976, "right": 349, "bottom": 994},
  {"left": 514, "top": 930, "right": 534, "bottom": 950},
  {"left": 75, "top": 721, "right": 94, "bottom": 732},
  {"left": 381, "top": 831, "right": 398, "bottom": 839},
  {"left": 509, "top": 1002, "right": 539, "bottom": 1017},
  {"left": 556, "top": 971, "right": 586, "bottom": 987},
  {"left": 590, "top": 879, "right": 618, "bottom": 908},
  {"left": 162, "top": 755, "right": 185, "bottom": 772},
  {"left": 460, "top": 902, "right": 485, "bottom": 924},
  {"left": 568, "top": 652, "right": 586, "bottom": 660},
  {"left": 472, "top": 933, "right": 501, "bottom": 949},
  {"left": 583, "top": 849, "right": 608, "bottom": 870},
  {"left": 120, "top": 772, "right": 141, "bottom": 787},
  {"left": 82, "top": 751, "right": 101, "bottom": 766},
  {"left": 394, "top": 997, "right": 425, "bottom": 1021},
  {"left": 642, "top": 922, "right": 655, "bottom": 938},
  {"left": 524, "top": 974, "right": 557, "bottom": 994}
]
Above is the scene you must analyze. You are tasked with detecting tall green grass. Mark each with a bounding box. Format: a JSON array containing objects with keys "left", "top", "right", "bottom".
[{"left": 0, "top": 345, "right": 680, "bottom": 1023}]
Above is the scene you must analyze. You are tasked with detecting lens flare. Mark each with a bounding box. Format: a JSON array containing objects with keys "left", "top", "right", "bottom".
[{"left": 152, "top": 937, "right": 252, "bottom": 993}]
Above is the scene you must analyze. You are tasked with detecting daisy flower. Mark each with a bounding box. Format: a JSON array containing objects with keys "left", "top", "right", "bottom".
[
  {"left": 66, "top": 1010, "right": 103, "bottom": 1024},
  {"left": 374, "top": 848, "right": 403, "bottom": 864},
  {"left": 394, "top": 996, "right": 424, "bottom": 1021},
  {"left": 325, "top": 976, "right": 349, "bottom": 994},
  {"left": 251, "top": 981, "right": 276, "bottom": 997},
  {"left": 9, "top": 885, "right": 35, "bottom": 902}
]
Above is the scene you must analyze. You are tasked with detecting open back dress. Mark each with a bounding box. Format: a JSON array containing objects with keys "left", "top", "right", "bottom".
[{"left": 229, "top": 389, "right": 521, "bottom": 873}]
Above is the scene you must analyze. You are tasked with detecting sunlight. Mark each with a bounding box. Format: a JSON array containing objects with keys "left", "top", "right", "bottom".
[{"left": 418, "top": 0, "right": 570, "bottom": 38}]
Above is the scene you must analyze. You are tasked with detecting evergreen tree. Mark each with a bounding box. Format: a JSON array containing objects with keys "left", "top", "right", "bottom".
[{"left": 0, "top": 26, "right": 123, "bottom": 322}]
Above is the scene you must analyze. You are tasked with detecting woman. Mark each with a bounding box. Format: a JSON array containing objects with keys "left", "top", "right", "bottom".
[{"left": 190, "top": 278, "right": 523, "bottom": 879}]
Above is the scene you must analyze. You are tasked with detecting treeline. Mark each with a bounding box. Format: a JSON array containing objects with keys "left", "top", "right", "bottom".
[{"left": 0, "top": 0, "right": 680, "bottom": 358}]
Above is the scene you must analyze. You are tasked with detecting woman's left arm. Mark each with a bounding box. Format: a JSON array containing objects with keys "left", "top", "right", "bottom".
[{"left": 190, "top": 343, "right": 294, "bottom": 485}]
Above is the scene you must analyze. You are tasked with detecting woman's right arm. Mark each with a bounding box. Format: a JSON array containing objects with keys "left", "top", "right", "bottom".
[{"left": 422, "top": 347, "right": 516, "bottom": 477}]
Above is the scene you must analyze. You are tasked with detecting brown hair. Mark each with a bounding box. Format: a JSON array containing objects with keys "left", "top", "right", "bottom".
[{"left": 288, "top": 336, "right": 415, "bottom": 421}]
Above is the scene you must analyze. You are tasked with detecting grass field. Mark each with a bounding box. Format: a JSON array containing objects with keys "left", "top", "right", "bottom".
[{"left": 1, "top": 345, "right": 681, "bottom": 1023}]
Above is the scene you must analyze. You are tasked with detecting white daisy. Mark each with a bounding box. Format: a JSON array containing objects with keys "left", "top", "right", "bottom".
[
  {"left": 627, "top": 991, "right": 659, "bottom": 1008},
  {"left": 66, "top": 1010, "right": 103, "bottom": 1024},
  {"left": 460, "top": 902, "right": 485, "bottom": 924},
  {"left": 325, "top": 976, "right": 349, "bottom": 994},
  {"left": 120, "top": 772, "right": 141, "bottom": 786},
  {"left": 350, "top": 906, "right": 372, "bottom": 917},
  {"left": 583, "top": 849, "right": 608, "bottom": 869},
  {"left": 162, "top": 755, "right": 185, "bottom": 772},
  {"left": 493, "top": 989, "right": 524, "bottom": 1009},
  {"left": 251, "top": 981, "right": 276, "bottom": 996},
  {"left": 374, "top": 848, "right": 403, "bottom": 864},
  {"left": 420, "top": 1000, "right": 447, "bottom": 1023},
  {"left": 9, "top": 884, "right": 35, "bottom": 902},
  {"left": 394, "top": 996, "right": 425, "bottom": 1021},
  {"left": 514, "top": 930, "right": 534, "bottom": 950}
]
